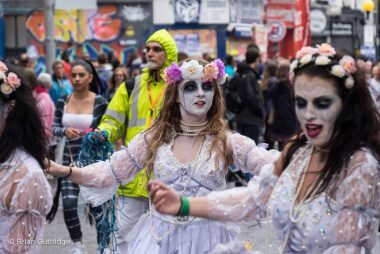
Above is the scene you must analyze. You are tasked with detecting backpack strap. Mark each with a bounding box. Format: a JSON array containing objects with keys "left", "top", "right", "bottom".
[{"left": 126, "top": 74, "right": 142, "bottom": 97}]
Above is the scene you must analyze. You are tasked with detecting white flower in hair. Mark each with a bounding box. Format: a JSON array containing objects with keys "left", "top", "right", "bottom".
[
  {"left": 299, "top": 54, "right": 313, "bottom": 66},
  {"left": 0, "top": 83, "right": 14, "bottom": 96},
  {"left": 331, "top": 65, "right": 345, "bottom": 78},
  {"left": 290, "top": 59, "right": 299, "bottom": 72},
  {"left": 315, "top": 55, "right": 331, "bottom": 66},
  {"left": 345, "top": 76, "right": 354, "bottom": 89},
  {"left": 180, "top": 60, "right": 204, "bottom": 80}
]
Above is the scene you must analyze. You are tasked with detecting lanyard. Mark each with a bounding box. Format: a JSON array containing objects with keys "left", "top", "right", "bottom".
[{"left": 147, "top": 82, "right": 166, "bottom": 127}]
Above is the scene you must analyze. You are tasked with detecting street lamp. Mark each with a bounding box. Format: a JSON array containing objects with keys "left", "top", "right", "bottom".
[{"left": 362, "top": 0, "right": 375, "bottom": 20}]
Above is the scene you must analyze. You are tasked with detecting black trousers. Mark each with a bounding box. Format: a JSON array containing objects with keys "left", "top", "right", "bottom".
[{"left": 61, "top": 179, "right": 82, "bottom": 242}]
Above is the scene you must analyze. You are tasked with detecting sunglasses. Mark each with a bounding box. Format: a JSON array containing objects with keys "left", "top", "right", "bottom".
[{"left": 145, "top": 46, "right": 164, "bottom": 53}]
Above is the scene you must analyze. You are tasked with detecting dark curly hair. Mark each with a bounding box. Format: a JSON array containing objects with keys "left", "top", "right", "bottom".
[
  {"left": 283, "top": 55, "right": 380, "bottom": 195},
  {"left": 0, "top": 64, "right": 48, "bottom": 168}
]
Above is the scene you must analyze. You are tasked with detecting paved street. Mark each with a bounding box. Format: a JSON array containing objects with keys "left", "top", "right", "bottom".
[{"left": 40, "top": 179, "right": 98, "bottom": 254}]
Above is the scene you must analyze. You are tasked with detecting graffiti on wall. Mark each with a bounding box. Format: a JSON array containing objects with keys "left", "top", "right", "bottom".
[{"left": 25, "top": 4, "right": 152, "bottom": 65}]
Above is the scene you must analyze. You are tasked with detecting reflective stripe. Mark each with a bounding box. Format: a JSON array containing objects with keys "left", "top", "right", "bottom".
[
  {"left": 104, "top": 119, "right": 118, "bottom": 128},
  {"left": 105, "top": 108, "right": 126, "bottom": 124},
  {"left": 129, "top": 75, "right": 146, "bottom": 128}
]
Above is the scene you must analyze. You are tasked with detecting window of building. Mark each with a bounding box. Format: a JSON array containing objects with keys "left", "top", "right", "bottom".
[{"left": 5, "top": 15, "right": 27, "bottom": 56}]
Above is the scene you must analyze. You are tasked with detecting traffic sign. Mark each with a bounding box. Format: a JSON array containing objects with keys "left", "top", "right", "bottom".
[{"left": 268, "top": 20, "right": 287, "bottom": 42}]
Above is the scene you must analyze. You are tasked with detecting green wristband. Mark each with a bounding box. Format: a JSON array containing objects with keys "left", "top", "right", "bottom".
[{"left": 179, "top": 196, "right": 190, "bottom": 216}]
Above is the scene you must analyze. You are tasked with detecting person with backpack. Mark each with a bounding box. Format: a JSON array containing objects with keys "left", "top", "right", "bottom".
[
  {"left": 229, "top": 48, "right": 265, "bottom": 144},
  {"left": 96, "top": 29, "right": 178, "bottom": 252}
]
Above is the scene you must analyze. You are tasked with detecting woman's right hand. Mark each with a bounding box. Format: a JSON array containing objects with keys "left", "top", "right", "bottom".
[
  {"left": 148, "top": 180, "right": 181, "bottom": 216},
  {"left": 64, "top": 127, "right": 81, "bottom": 139}
]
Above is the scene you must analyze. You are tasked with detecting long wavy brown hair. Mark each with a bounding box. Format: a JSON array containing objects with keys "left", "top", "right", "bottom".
[
  {"left": 145, "top": 57, "right": 233, "bottom": 178},
  {"left": 283, "top": 55, "right": 380, "bottom": 197}
]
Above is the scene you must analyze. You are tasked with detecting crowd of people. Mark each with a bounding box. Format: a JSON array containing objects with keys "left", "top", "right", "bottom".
[{"left": 0, "top": 28, "right": 379, "bottom": 254}]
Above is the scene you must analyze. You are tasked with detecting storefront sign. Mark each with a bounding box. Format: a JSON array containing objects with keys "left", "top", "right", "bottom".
[
  {"left": 199, "top": 0, "right": 229, "bottom": 24},
  {"left": 331, "top": 22, "right": 352, "bottom": 36},
  {"left": 265, "top": 2, "right": 295, "bottom": 28},
  {"left": 230, "top": 0, "right": 263, "bottom": 24},
  {"left": 310, "top": 9, "right": 327, "bottom": 34}
]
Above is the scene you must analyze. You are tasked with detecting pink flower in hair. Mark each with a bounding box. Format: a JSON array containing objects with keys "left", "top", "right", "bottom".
[
  {"left": 6, "top": 72, "right": 21, "bottom": 88},
  {"left": 0, "top": 61, "right": 8, "bottom": 73},
  {"left": 316, "top": 43, "right": 336, "bottom": 57},
  {"left": 339, "top": 55, "right": 357, "bottom": 75},
  {"left": 296, "top": 46, "right": 317, "bottom": 59},
  {"left": 212, "top": 59, "right": 225, "bottom": 79},
  {"left": 203, "top": 62, "right": 218, "bottom": 82},
  {"left": 164, "top": 63, "right": 182, "bottom": 85}
]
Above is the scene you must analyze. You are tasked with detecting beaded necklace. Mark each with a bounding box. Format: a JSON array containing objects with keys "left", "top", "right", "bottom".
[
  {"left": 265, "top": 144, "right": 323, "bottom": 253},
  {"left": 148, "top": 137, "right": 205, "bottom": 241},
  {"left": 180, "top": 120, "right": 208, "bottom": 127},
  {"left": 177, "top": 120, "right": 208, "bottom": 137}
]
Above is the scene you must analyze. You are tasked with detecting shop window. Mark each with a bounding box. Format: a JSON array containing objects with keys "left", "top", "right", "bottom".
[{"left": 5, "top": 15, "right": 27, "bottom": 56}]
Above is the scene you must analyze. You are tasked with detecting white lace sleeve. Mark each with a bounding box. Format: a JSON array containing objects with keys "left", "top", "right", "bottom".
[
  {"left": 5, "top": 169, "right": 52, "bottom": 253},
  {"left": 207, "top": 164, "right": 278, "bottom": 223},
  {"left": 322, "top": 150, "right": 380, "bottom": 253},
  {"left": 79, "top": 132, "right": 149, "bottom": 206},
  {"left": 229, "top": 132, "right": 279, "bottom": 174}
]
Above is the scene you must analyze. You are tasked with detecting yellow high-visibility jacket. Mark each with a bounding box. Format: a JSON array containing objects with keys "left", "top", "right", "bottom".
[{"left": 98, "top": 29, "right": 177, "bottom": 197}]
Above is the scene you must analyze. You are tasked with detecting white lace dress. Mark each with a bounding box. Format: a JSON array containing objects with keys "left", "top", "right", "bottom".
[
  {"left": 0, "top": 148, "right": 53, "bottom": 253},
  {"left": 78, "top": 131, "right": 279, "bottom": 254},
  {"left": 207, "top": 145, "right": 380, "bottom": 254}
]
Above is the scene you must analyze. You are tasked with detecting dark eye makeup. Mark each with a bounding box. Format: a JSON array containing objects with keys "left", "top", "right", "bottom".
[
  {"left": 183, "top": 81, "right": 214, "bottom": 92},
  {"left": 202, "top": 82, "right": 213, "bottom": 91},
  {"left": 313, "top": 97, "right": 333, "bottom": 109},
  {"left": 183, "top": 81, "right": 198, "bottom": 92},
  {"left": 295, "top": 96, "right": 333, "bottom": 110}
]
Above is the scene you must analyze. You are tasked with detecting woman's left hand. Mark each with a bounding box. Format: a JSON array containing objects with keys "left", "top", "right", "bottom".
[
  {"left": 148, "top": 180, "right": 181, "bottom": 216},
  {"left": 45, "top": 160, "right": 70, "bottom": 177}
]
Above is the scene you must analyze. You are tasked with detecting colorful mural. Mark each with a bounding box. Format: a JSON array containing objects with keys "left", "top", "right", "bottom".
[{"left": 25, "top": 4, "right": 152, "bottom": 66}]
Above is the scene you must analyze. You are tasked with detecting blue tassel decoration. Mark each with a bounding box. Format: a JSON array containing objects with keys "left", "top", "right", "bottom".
[{"left": 77, "top": 131, "right": 118, "bottom": 254}]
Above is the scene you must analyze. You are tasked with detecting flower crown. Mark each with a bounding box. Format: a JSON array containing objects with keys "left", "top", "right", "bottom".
[
  {"left": 0, "top": 61, "right": 21, "bottom": 97},
  {"left": 290, "top": 44, "right": 357, "bottom": 89},
  {"left": 164, "top": 59, "right": 227, "bottom": 86}
]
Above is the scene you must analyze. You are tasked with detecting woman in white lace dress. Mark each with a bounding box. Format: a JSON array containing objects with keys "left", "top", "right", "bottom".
[
  {"left": 46, "top": 57, "right": 278, "bottom": 253},
  {"left": 0, "top": 62, "right": 52, "bottom": 253},
  {"left": 149, "top": 45, "right": 380, "bottom": 253}
]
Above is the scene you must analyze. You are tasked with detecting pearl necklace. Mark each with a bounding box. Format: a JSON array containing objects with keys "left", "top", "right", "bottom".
[
  {"left": 148, "top": 138, "right": 205, "bottom": 241},
  {"left": 180, "top": 120, "right": 208, "bottom": 127},
  {"left": 177, "top": 122, "right": 208, "bottom": 137},
  {"left": 265, "top": 145, "right": 313, "bottom": 253},
  {"left": 289, "top": 165, "right": 323, "bottom": 223}
]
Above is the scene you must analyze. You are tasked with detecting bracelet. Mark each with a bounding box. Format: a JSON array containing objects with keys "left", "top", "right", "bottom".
[
  {"left": 177, "top": 196, "right": 190, "bottom": 217},
  {"left": 63, "top": 166, "right": 72, "bottom": 178}
]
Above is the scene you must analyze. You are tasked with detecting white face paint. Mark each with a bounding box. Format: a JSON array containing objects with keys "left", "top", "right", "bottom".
[
  {"left": 177, "top": 79, "right": 215, "bottom": 123},
  {"left": 294, "top": 74, "right": 343, "bottom": 148}
]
